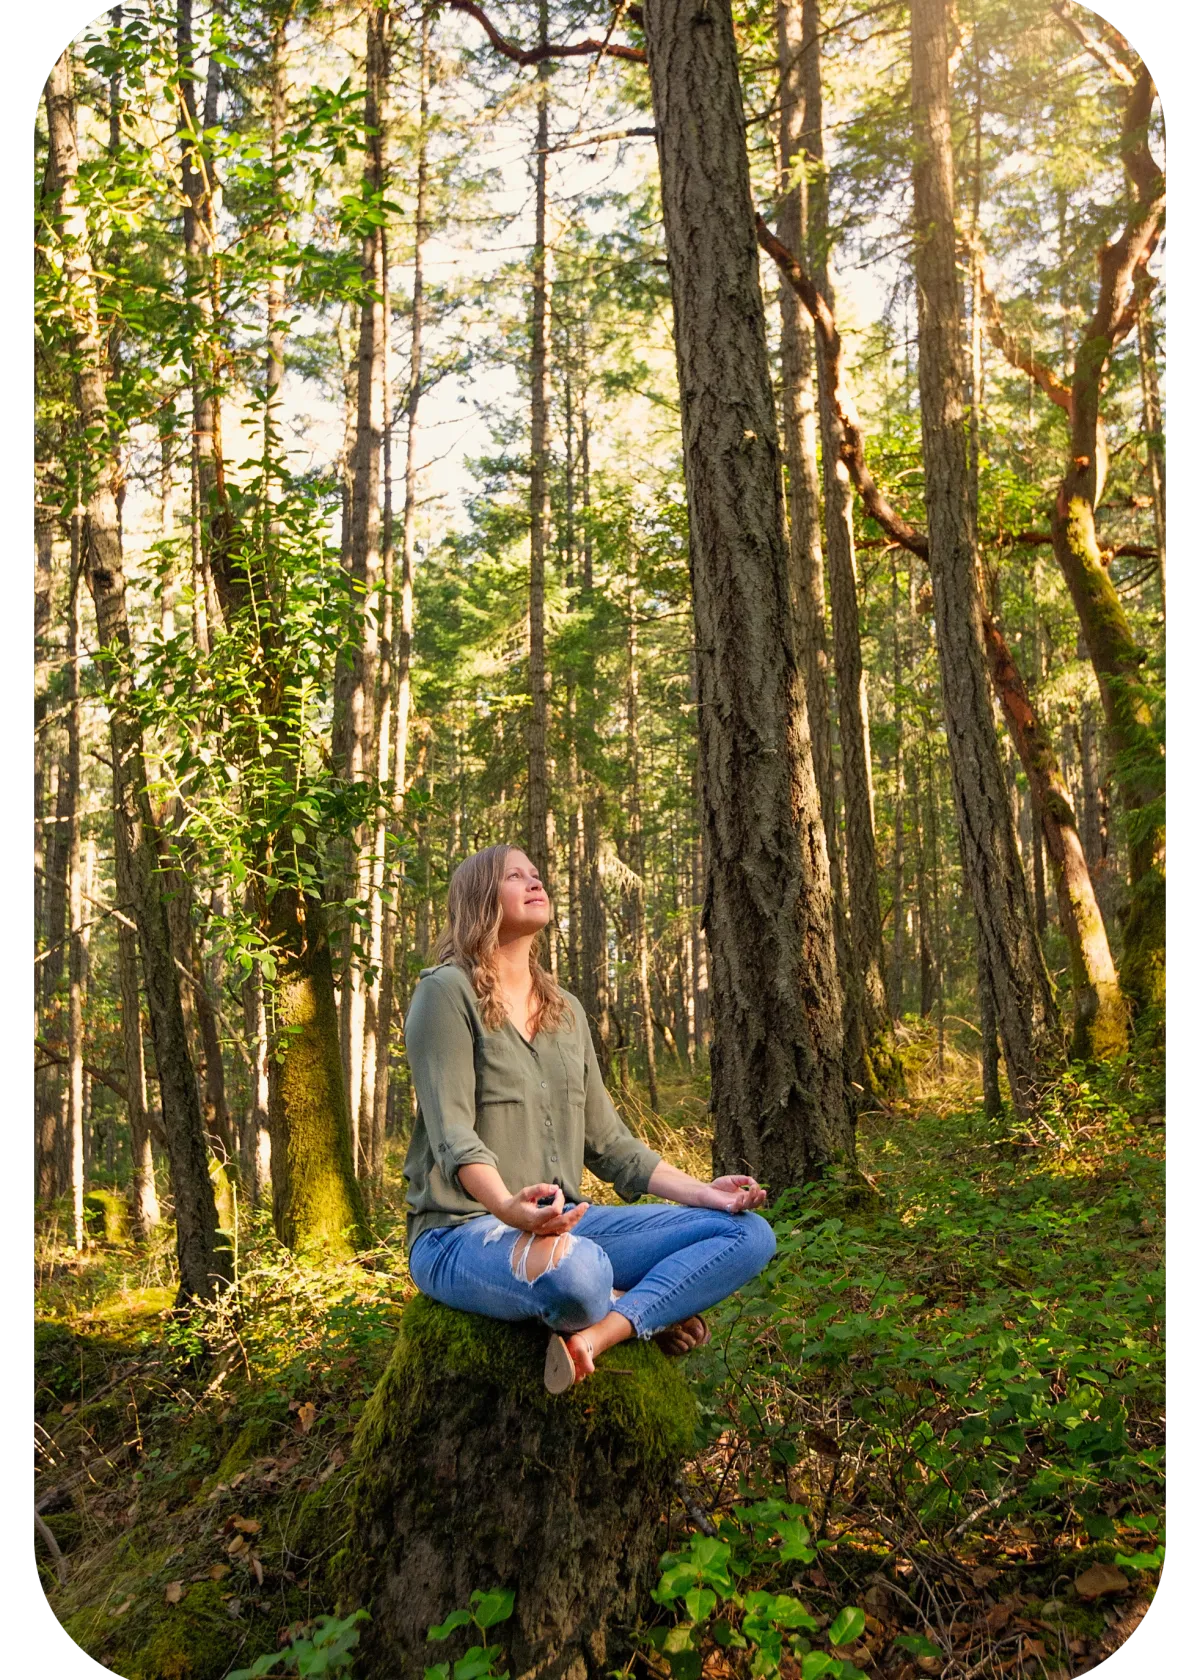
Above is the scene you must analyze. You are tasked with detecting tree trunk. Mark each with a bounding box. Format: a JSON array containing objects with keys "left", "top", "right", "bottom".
[
  {"left": 266, "top": 886, "right": 370, "bottom": 1257},
  {"left": 626, "top": 590, "right": 659, "bottom": 1112},
  {"left": 66, "top": 566, "right": 85, "bottom": 1251},
  {"left": 242, "top": 961, "right": 272, "bottom": 1207},
  {"left": 45, "top": 47, "right": 226, "bottom": 1301},
  {"left": 332, "top": 0, "right": 389, "bottom": 1171},
  {"left": 796, "top": 0, "right": 892, "bottom": 1088},
  {"left": 114, "top": 808, "right": 161, "bottom": 1238},
  {"left": 909, "top": 0, "right": 1059, "bottom": 1117},
  {"left": 527, "top": 8, "right": 555, "bottom": 910},
  {"left": 642, "top": 0, "right": 853, "bottom": 1190},
  {"left": 775, "top": 2, "right": 836, "bottom": 878},
  {"left": 1135, "top": 290, "right": 1165, "bottom": 609},
  {"left": 341, "top": 1297, "right": 696, "bottom": 1680},
  {"left": 981, "top": 616, "right": 1127, "bottom": 1060}
]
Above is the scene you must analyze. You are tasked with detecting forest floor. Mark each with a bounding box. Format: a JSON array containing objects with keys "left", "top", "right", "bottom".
[{"left": 34, "top": 1019, "right": 1164, "bottom": 1680}]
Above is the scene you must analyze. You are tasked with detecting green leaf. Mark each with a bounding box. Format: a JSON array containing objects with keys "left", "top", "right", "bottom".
[
  {"left": 893, "top": 1633, "right": 942, "bottom": 1658},
  {"left": 1114, "top": 1546, "right": 1164, "bottom": 1570},
  {"left": 684, "top": 1587, "right": 717, "bottom": 1623},
  {"left": 801, "top": 1656, "right": 836, "bottom": 1680},
  {"left": 828, "top": 1607, "right": 865, "bottom": 1648},
  {"left": 471, "top": 1589, "right": 515, "bottom": 1629},
  {"left": 427, "top": 1608, "right": 473, "bottom": 1642}
]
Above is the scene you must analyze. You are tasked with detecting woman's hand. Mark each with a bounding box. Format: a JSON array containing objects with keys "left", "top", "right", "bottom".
[
  {"left": 502, "top": 1183, "right": 590, "bottom": 1236},
  {"left": 706, "top": 1175, "right": 768, "bottom": 1213}
]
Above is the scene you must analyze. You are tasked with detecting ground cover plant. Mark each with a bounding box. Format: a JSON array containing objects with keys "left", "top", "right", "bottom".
[{"left": 35, "top": 1023, "right": 1163, "bottom": 1679}]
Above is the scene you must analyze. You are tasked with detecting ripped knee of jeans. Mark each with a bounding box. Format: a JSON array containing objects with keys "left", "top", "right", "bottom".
[{"left": 510, "top": 1229, "right": 577, "bottom": 1285}]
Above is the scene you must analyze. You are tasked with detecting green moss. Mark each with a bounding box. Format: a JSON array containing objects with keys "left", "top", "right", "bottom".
[
  {"left": 214, "top": 1413, "right": 282, "bottom": 1483},
  {"left": 62, "top": 1579, "right": 277, "bottom": 1680},
  {"left": 84, "top": 1189, "right": 132, "bottom": 1245},
  {"left": 351, "top": 1294, "right": 697, "bottom": 1480}
]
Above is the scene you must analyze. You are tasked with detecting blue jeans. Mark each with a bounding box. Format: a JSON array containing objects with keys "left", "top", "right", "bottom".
[{"left": 408, "top": 1202, "right": 776, "bottom": 1340}]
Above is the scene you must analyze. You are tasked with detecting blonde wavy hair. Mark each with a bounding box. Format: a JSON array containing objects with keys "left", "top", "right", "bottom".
[{"left": 433, "top": 843, "right": 571, "bottom": 1036}]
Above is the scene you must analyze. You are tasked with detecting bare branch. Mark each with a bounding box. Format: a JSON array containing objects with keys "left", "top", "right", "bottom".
[
  {"left": 446, "top": 1, "right": 647, "bottom": 66},
  {"left": 1049, "top": 1, "right": 1136, "bottom": 87}
]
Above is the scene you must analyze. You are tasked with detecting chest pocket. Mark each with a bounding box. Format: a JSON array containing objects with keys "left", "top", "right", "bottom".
[
  {"left": 557, "top": 1037, "right": 586, "bottom": 1112},
  {"left": 474, "top": 1032, "right": 524, "bottom": 1113}
]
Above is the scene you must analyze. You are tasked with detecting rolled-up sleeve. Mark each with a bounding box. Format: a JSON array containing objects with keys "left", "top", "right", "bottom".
[
  {"left": 580, "top": 1027, "right": 661, "bottom": 1201},
  {"left": 405, "top": 972, "right": 500, "bottom": 1190}
]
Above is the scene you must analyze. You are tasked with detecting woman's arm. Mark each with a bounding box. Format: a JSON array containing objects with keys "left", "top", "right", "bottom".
[
  {"left": 647, "top": 1161, "right": 768, "bottom": 1214},
  {"left": 457, "top": 1163, "right": 588, "bottom": 1237}
]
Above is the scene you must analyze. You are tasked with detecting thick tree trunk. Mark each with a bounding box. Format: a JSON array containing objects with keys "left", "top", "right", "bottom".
[
  {"left": 1136, "top": 291, "right": 1165, "bottom": 608},
  {"left": 341, "top": 1298, "right": 696, "bottom": 1680},
  {"left": 909, "top": 0, "right": 1059, "bottom": 1117},
  {"left": 45, "top": 47, "right": 226, "bottom": 1301},
  {"left": 642, "top": 0, "right": 852, "bottom": 1190},
  {"left": 266, "top": 887, "right": 370, "bottom": 1257}
]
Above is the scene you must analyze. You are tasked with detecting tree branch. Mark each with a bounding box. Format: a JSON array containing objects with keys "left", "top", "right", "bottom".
[
  {"left": 754, "top": 214, "right": 927, "bottom": 558},
  {"left": 974, "top": 260, "right": 1074, "bottom": 416},
  {"left": 1049, "top": 1, "right": 1136, "bottom": 87},
  {"left": 446, "top": 1, "right": 647, "bottom": 66},
  {"left": 36, "top": 1037, "right": 131, "bottom": 1105}
]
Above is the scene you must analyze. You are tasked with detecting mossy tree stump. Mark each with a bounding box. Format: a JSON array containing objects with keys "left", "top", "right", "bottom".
[{"left": 338, "top": 1294, "right": 697, "bottom": 1680}]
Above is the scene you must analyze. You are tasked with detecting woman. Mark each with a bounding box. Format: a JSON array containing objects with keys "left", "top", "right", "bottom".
[{"left": 403, "top": 843, "right": 776, "bottom": 1393}]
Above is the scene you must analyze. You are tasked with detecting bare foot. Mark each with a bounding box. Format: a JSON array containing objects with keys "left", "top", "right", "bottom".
[{"left": 653, "top": 1314, "right": 711, "bottom": 1358}]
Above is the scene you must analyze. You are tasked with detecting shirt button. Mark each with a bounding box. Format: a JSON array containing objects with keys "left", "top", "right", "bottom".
[
  {"left": 540, "top": 1081, "right": 546, "bottom": 1088},
  {"left": 550, "top": 1154, "right": 558, "bottom": 1162}
]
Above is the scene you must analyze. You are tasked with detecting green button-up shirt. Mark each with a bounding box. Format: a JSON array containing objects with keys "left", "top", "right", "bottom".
[{"left": 402, "top": 963, "right": 662, "bottom": 1249}]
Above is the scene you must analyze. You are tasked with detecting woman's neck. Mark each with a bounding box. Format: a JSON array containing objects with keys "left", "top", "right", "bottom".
[{"left": 494, "top": 935, "right": 537, "bottom": 1000}]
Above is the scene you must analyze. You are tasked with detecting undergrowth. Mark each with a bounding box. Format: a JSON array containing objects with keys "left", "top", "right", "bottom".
[{"left": 34, "top": 1022, "right": 1163, "bottom": 1680}]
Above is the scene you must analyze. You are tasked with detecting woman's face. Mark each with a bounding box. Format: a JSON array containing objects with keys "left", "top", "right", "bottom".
[{"left": 496, "top": 849, "right": 551, "bottom": 939}]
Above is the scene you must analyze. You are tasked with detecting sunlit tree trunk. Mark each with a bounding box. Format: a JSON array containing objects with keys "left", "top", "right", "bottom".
[
  {"left": 45, "top": 47, "right": 226, "bottom": 1299},
  {"left": 643, "top": 0, "right": 853, "bottom": 1191},
  {"left": 66, "top": 562, "right": 84, "bottom": 1251},
  {"left": 909, "top": 0, "right": 1059, "bottom": 1117},
  {"left": 242, "top": 961, "right": 272, "bottom": 1207}
]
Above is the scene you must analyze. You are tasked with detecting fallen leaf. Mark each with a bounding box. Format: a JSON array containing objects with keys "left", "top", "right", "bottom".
[
  {"left": 232, "top": 1516, "right": 261, "bottom": 1534},
  {"left": 227, "top": 1535, "right": 247, "bottom": 1557},
  {"left": 972, "top": 1566, "right": 1001, "bottom": 1588},
  {"left": 231, "top": 1471, "right": 248, "bottom": 1488},
  {"left": 297, "top": 1402, "right": 317, "bottom": 1434},
  {"left": 250, "top": 1554, "right": 264, "bottom": 1586},
  {"left": 986, "top": 1604, "right": 1012, "bottom": 1633},
  {"left": 61, "top": 1402, "right": 77, "bottom": 1416},
  {"left": 165, "top": 1581, "right": 185, "bottom": 1605},
  {"left": 226, "top": 1597, "right": 242, "bottom": 1619},
  {"left": 209, "top": 1564, "right": 230, "bottom": 1581},
  {"left": 110, "top": 1597, "right": 133, "bottom": 1618},
  {"left": 916, "top": 1658, "right": 941, "bottom": 1675},
  {"left": 1074, "top": 1564, "right": 1128, "bottom": 1601},
  {"left": 1021, "top": 1637, "right": 1046, "bottom": 1660}
]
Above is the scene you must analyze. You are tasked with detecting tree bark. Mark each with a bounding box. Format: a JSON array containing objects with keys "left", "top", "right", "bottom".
[
  {"left": 775, "top": 2, "right": 836, "bottom": 878},
  {"left": 642, "top": 0, "right": 853, "bottom": 1190},
  {"left": 527, "top": 6, "right": 555, "bottom": 913},
  {"left": 266, "top": 886, "right": 371, "bottom": 1257},
  {"left": 45, "top": 48, "right": 227, "bottom": 1301},
  {"left": 626, "top": 589, "right": 658, "bottom": 1112},
  {"left": 981, "top": 618, "right": 1126, "bottom": 1060},
  {"left": 909, "top": 0, "right": 1059, "bottom": 1117},
  {"left": 113, "top": 807, "right": 161, "bottom": 1238},
  {"left": 66, "top": 562, "right": 84, "bottom": 1252}
]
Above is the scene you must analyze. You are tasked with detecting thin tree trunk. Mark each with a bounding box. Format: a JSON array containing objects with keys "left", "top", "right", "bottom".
[
  {"left": 1136, "top": 290, "right": 1165, "bottom": 609},
  {"left": 642, "top": 0, "right": 852, "bottom": 1190},
  {"left": 527, "top": 5, "right": 555, "bottom": 916},
  {"left": 981, "top": 617, "right": 1127, "bottom": 1059},
  {"left": 775, "top": 2, "right": 836, "bottom": 876},
  {"left": 889, "top": 546, "right": 906, "bottom": 1014},
  {"left": 626, "top": 589, "right": 658, "bottom": 1112},
  {"left": 909, "top": 0, "right": 1059, "bottom": 1117},
  {"left": 333, "top": 0, "right": 389, "bottom": 1170},
  {"left": 66, "top": 556, "right": 84, "bottom": 1251},
  {"left": 242, "top": 961, "right": 272, "bottom": 1206},
  {"left": 114, "top": 809, "right": 161, "bottom": 1238},
  {"left": 45, "top": 48, "right": 226, "bottom": 1301},
  {"left": 798, "top": 0, "right": 891, "bottom": 1085}
]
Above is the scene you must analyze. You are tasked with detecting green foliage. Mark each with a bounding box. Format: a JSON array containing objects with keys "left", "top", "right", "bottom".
[
  {"left": 646, "top": 1509, "right": 867, "bottom": 1680},
  {"left": 227, "top": 1611, "right": 369, "bottom": 1680},
  {"left": 424, "top": 1588, "right": 515, "bottom": 1680}
]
